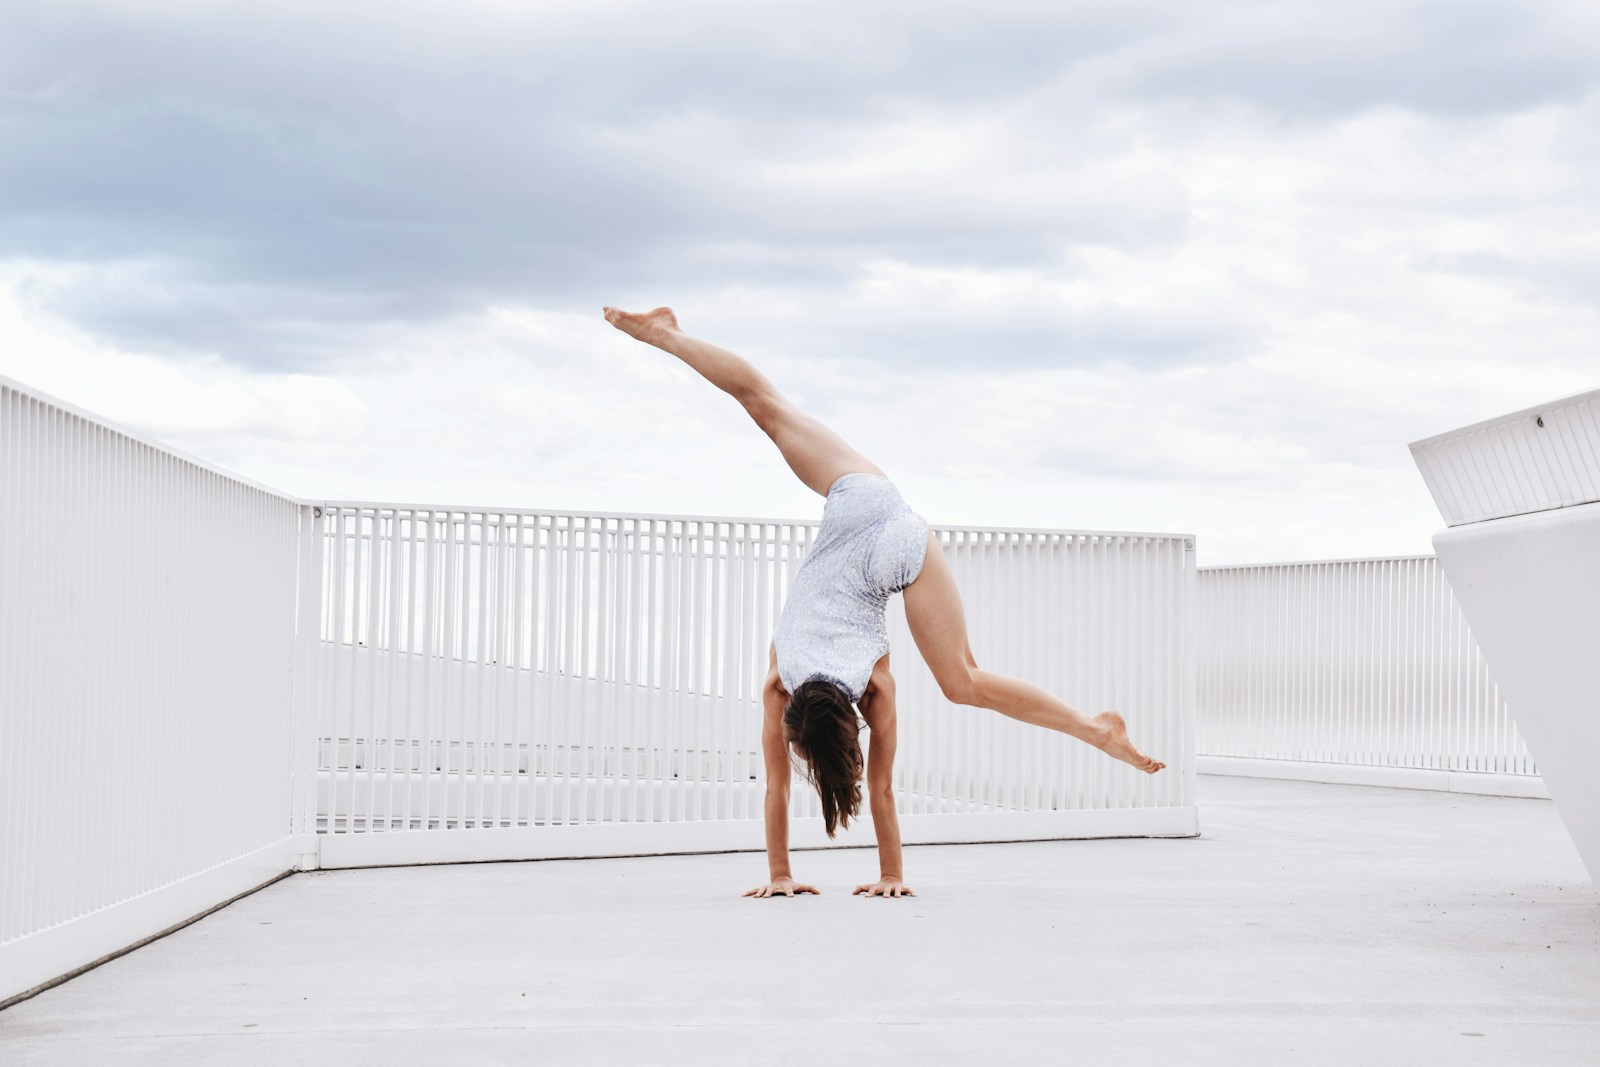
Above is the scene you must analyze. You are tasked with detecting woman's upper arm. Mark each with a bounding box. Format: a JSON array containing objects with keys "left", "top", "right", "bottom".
[
  {"left": 862, "top": 671, "right": 898, "bottom": 794},
  {"left": 761, "top": 671, "right": 791, "bottom": 790}
]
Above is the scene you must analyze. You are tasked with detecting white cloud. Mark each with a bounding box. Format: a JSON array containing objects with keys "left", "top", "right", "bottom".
[{"left": 0, "top": 270, "right": 369, "bottom": 451}]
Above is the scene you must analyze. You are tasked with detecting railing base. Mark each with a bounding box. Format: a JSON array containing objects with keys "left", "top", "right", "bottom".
[
  {"left": 311, "top": 805, "right": 1201, "bottom": 869},
  {"left": 0, "top": 837, "right": 295, "bottom": 1008},
  {"left": 1198, "top": 756, "right": 1547, "bottom": 799}
]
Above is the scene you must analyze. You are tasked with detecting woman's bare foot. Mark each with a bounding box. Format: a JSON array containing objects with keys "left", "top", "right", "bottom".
[
  {"left": 603, "top": 305, "right": 680, "bottom": 345},
  {"left": 1092, "top": 711, "right": 1165, "bottom": 773}
]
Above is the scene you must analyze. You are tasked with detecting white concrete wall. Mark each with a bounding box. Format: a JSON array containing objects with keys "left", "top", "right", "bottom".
[{"left": 1433, "top": 502, "right": 1600, "bottom": 882}]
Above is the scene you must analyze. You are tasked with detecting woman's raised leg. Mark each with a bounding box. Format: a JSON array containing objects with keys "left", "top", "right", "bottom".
[
  {"left": 901, "top": 530, "right": 1166, "bottom": 773},
  {"left": 603, "top": 306, "right": 884, "bottom": 497}
]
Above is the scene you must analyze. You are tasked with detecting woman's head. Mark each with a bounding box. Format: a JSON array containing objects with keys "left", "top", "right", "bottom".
[{"left": 782, "top": 676, "right": 863, "bottom": 838}]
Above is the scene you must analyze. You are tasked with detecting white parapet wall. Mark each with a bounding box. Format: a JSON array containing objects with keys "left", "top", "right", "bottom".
[{"left": 1413, "top": 387, "right": 1600, "bottom": 884}]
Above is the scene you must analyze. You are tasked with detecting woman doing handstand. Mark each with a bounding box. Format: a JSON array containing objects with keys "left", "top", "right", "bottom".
[{"left": 603, "top": 307, "right": 1166, "bottom": 900}]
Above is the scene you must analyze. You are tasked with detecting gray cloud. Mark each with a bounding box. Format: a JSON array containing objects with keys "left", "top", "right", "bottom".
[{"left": 2, "top": 0, "right": 1597, "bottom": 372}]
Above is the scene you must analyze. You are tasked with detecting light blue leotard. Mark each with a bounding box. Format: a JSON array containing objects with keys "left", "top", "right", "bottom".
[{"left": 772, "top": 473, "right": 931, "bottom": 703}]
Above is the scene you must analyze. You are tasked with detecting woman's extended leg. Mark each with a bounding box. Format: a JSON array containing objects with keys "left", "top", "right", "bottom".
[
  {"left": 603, "top": 306, "right": 883, "bottom": 497},
  {"left": 902, "top": 530, "right": 1166, "bottom": 773}
]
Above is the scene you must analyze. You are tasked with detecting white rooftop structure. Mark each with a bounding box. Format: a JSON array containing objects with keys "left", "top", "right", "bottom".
[
  {"left": 1414, "top": 388, "right": 1600, "bottom": 887},
  {"left": 3, "top": 373, "right": 1598, "bottom": 1065}
]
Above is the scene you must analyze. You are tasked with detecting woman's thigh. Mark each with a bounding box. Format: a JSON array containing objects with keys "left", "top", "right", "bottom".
[
  {"left": 901, "top": 531, "right": 977, "bottom": 691},
  {"left": 755, "top": 396, "right": 885, "bottom": 497}
]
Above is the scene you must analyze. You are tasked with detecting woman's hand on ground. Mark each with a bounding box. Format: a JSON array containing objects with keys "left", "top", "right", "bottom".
[
  {"left": 853, "top": 878, "right": 915, "bottom": 898},
  {"left": 743, "top": 876, "right": 820, "bottom": 899}
]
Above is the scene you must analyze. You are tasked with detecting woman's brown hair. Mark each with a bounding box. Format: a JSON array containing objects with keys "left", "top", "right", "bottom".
[{"left": 782, "top": 676, "right": 864, "bottom": 838}]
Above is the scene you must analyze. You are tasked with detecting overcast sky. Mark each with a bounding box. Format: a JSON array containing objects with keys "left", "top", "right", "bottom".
[{"left": 4, "top": 0, "right": 1598, "bottom": 563}]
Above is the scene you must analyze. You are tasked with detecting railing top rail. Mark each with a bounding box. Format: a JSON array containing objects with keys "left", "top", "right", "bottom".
[
  {"left": 317, "top": 498, "right": 1195, "bottom": 543},
  {"left": 1200, "top": 553, "right": 1436, "bottom": 572},
  {"left": 1, "top": 371, "right": 309, "bottom": 506}
]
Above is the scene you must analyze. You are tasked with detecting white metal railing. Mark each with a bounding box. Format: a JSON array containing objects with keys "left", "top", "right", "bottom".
[
  {"left": 305, "top": 503, "right": 1198, "bottom": 865},
  {"left": 1197, "top": 556, "right": 1535, "bottom": 776},
  {"left": 1, "top": 374, "right": 308, "bottom": 1003}
]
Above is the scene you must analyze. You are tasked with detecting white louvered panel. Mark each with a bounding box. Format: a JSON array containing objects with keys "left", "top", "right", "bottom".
[{"left": 1410, "top": 388, "right": 1600, "bottom": 526}]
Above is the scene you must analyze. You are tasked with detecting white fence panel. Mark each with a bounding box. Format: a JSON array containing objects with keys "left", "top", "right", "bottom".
[
  {"left": 0, "top": 375, "right": 305, "bottom": 1004},
  {"left": 307, "top": 505, "right": 1198, "bottom": 866},
  {"left": 1198, "top": 557, "right": 1535, "bottom": 776}
]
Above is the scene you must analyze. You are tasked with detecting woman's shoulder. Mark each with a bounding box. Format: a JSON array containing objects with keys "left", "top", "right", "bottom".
[{"left": 862, "top": 655, "right": 896, "bottom": 700}]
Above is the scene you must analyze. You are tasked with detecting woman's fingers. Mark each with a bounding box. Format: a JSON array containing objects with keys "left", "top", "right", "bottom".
[
  {"left": 751, "top": 880, "right": 916, "bottom": 897},
  {"left": 745, "top": 881, "right": 821, "bottom": 897}
]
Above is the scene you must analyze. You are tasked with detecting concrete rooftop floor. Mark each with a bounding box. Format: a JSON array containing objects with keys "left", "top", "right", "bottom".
[{"left": 3, "top": 775, "right": 1598, "bottom": 1066}]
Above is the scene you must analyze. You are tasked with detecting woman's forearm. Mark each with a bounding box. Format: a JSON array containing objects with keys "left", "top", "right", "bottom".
[
  {"left": 868, "top": 787, "right": 904, "bottom": 880},
  {"left": 764, "top": 785, "right": 792, "bottom": 880}
]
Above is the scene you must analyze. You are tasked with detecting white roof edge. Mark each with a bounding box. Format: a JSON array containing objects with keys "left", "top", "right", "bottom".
[
  {"left": 1407, "top": 386, "right": 1600, "bottom": 452},
  {"left": 1408, "top": 385, "right": 1600, "bottom": 526}
]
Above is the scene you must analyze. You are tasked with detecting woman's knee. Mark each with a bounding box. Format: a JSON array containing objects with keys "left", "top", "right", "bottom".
[
  {"left": 936, "top": 666, "right": 981, "bottom": 706},
  {"left": 737, "top": 382, "right": 786, "bottom": 421}
]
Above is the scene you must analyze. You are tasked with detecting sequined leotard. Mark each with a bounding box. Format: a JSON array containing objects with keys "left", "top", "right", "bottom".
[{"left": 772, "top": 473, "right": 932, "bottom": 703}]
